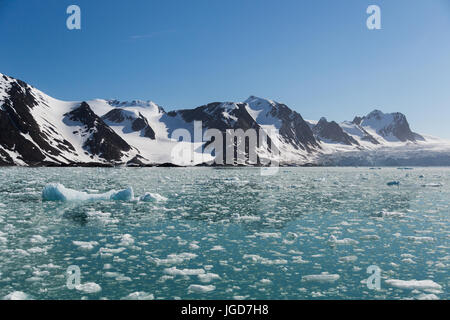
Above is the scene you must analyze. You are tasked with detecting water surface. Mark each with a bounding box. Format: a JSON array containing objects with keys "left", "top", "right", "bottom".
[{"left": 0, "top": 167, "right": 448, "bottom": 300}]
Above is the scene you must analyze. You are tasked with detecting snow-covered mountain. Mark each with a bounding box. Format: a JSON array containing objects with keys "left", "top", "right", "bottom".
[{"left": 1, "top": 72, "right": 449, "bottom": 166}]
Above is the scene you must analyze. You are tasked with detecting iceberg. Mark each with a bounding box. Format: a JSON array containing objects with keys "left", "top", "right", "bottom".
[
  {"left": 385, "top": 279, "right": 442, "bottom": 291},
  {"left": 139, "top": 192, "right": 168, "bottom": 202},
  {"left": 42, "top": 183, "right": 134, "bottom": 202}
]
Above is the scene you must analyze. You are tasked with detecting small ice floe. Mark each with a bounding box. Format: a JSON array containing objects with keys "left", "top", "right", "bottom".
[
  {"left": 72, "top": 240, "right": 99, "bottom": 251},
  {"left": 415, "top": 293, "right": 439, "bottom": 300},
  {"left": 385, "top": 279, "right": 442, "bottom": 292},
  {"left": 210, "top": 245, "right": 225, "bottom": 251},
  {"left": 235, "top": 215, "right": 261, "bottom": 222},
  {"left": 75, "top": 282, "right": 102, "bottom": 294},
  {"left": 150, "top": 252, "right": 198, "bottom": 266},
  {"left": 30, "top": 235, "right": 47, "bottom": 244},
  {"left": 197, "top": 273, "right": 221, "bottom": 283},
  {"left": 386, "top": 181, "right": 400, "bottom": 187},
  {"left": 121, "top": 292, "right": 155, "bottom": 300},
  {"left": 188, "top": 284, "right": 216, "bottom": 294},
  {"left": 2, "top": 291, "right": 33, "bottom": 300},
  {"left": 119, "top": 234, "right": 135, "bottom": 246},
  {"left": 360, "top": 235, "right": 381, "bottom": 241},
  {"left": 259, "top": 279, "right": 272, "bottom": 285},
  {"left": 328, "top": 235, "right": 358, "bottom": 246},
  {"left": 402, "top": 258, "right": 416, "bottom": 264},
  {"left": 189, "top": 242, "right": 200, "bottom": 250},
  {"left": 292, "top": 256, "right": 309, "bottom": 264},
  {"left": 254, "top": 232, "right": 281, "bottom": 239},
  {"left": 139, "top": 192, "right": 168, "bottom": 202},
  {"left": 370, "top": 211, "right": 406, "bottom": 218},
  {"left": 42, "top": 183, "right": 134, "bottom": 202},
  {"left": 338, "top": 255, "right": 358, "bottom": 263},
  {"left": 421, "top": 183, "right": 443, "bottom": 188},
  {"left": 302, "top": 272, "right": 340, "bottom": 283},
  {"left": 243, "top": 254, "right": 287, "bottom": 265},
  {"left": 405, "top": 236, "right": 434, "bottom": 243},
  {"left": 164, "top": 267, "right": 205, "bottom": 276}
]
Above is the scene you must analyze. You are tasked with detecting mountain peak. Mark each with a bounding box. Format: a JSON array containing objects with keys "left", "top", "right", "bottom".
[
  {"left": 358, "top": 109, "right": 423, "bottom": 142},
  {"left": 244, "top": 95, "right": 277, "bottom": 106}
]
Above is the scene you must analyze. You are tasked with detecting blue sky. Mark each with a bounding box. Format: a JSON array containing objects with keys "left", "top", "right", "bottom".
[{"left": 1, "top": 0, "right": 450, "bottom": 138}]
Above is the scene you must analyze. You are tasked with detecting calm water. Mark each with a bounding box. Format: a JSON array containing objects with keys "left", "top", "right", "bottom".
[{"left": 0, "top": 167, "right": 448, "bottom": 300}]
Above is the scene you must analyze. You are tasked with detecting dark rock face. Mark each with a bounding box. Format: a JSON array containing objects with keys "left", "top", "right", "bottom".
[
  {"left": 382, "top": 113, "right": 424, "bottom": 142},
  {"left": 172, "top": 102, "right": 269, "bottom": 164},
  {"left": 0, "top": 148, "right": 13, "bottom": 165},
  {"left": 126, "top": 155, "right": 150, "bottom": 167},
  {"left": 268, "top": 102, "right": 320, "bottom": 152},
  {"left": 313, "top": 118, "right": 359, "bottom": 146},
  {"left": 64, "top": 102, "right": 132, "bottom": 162},
  {"left": 0, "top": 77, "right": 71, "bottom": 164},
  {"left": 102, "top": 108, "right": 156, "bottom": 139},
  {"left": 359, "top": 110, "right": 424, "bottom": 142}
]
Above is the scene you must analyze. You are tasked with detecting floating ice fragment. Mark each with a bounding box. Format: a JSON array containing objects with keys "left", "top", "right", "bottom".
[
  {"left": 30, "top": 235, "right": 47, "bottom": 244},
  {"left": 139, "top": 192, "right": 168, "bottom": 202},
  {"left": 385, "top": 279, "right": 442, "bottom": 291},
  {"left": 119, "top": 234, "right": 135, "bottom": 246},
  {"left": 328, "top": 235, "right": 359, "bottom": 246},
  {"left": 75, "top": 282, "right": 102, "bottom": 294},
  {"left": 406, "top": 236, "right": 434, "bottom": 243},
  {"left": 302, "top": 272, "right": 340, "bottom": 283},
  {"left": 111, "top": 187, "right": 134, "bottom": 201},
  {"left": 42, "top": 183, "right": 134, "bottom": 202},
  {"left": 2, "top": 291, "right": 32, "bottom": 300},
  {"left": 370, "top": 211, "right": 406, "bottom": 218},
  {"left": 197, "top": 273, "right": 221, "bottom": 283},
  {"left": 150, "top": 252, "right": 198, "bottom": 266},
  {"left": 188, "top": 284, "right": 216, "bottom": 294},
  {"left": 164, "top": 267, "right": 205, "bottom": 276},
  {"left": 360, "top": 235, "right": 381, "bottom": 240},
  {"left": 121, "top": 292, "right": 155, "bottom": 300},
  {"left": 421, "top": 183, "right": 443, "bottom": 188},
  {"left": 72, "top": 240, "right": 99, "bottom": 251},
  {"left": 416, "top": 293, "right": 439, "bottom": 300}
]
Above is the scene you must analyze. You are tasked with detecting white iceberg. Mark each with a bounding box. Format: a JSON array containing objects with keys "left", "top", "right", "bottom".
[
  {"left": 385, "top": 279, "right": 442, "bottom": 291},
  {"left": 121, "top": 292, "right": 155, "bottom": 300},
  {"left": 329, "top": 235, "right": 359, "bottom": 246},
  {"left": 2, "top": 291, "right": 32, "bottom": 300},
  {"left": 188, "top": 284, "right": 216, "bottom": 294},
  {"left": 139, "top": 192, "right": 167, "bottom": 202},
  {"left": 302, "top": 272, "right": 340, "bottom": 283},
  {"left": 42, "top": 183, "right": 134, "bottom": 202},
  {"left": 75, "top": 282, "right": 102, "bottom": 294}
]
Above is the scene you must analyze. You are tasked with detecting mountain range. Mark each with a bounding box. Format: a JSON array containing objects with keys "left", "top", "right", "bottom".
[{"left": 1, "top": 72, "right": 449, "bottom": 167}]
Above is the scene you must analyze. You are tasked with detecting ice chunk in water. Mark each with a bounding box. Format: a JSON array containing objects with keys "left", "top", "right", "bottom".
[
  {"left": 42, "top": 183, "right": 134, "bottom": 202},
  {"left": 2, "top": 291, "right": 32, "bottom": 300},
  {"left": 139, "top": 192, "right": 167, "bottom": 202}
]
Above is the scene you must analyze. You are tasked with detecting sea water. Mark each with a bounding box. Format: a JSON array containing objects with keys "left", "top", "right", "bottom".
[{"left": 0, "top": 167, "right": 448, "bottom": 300}]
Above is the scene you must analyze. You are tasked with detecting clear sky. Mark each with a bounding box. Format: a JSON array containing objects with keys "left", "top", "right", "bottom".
[{"left": 1, "top": 0, "right": 450, "bottom": 138}]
